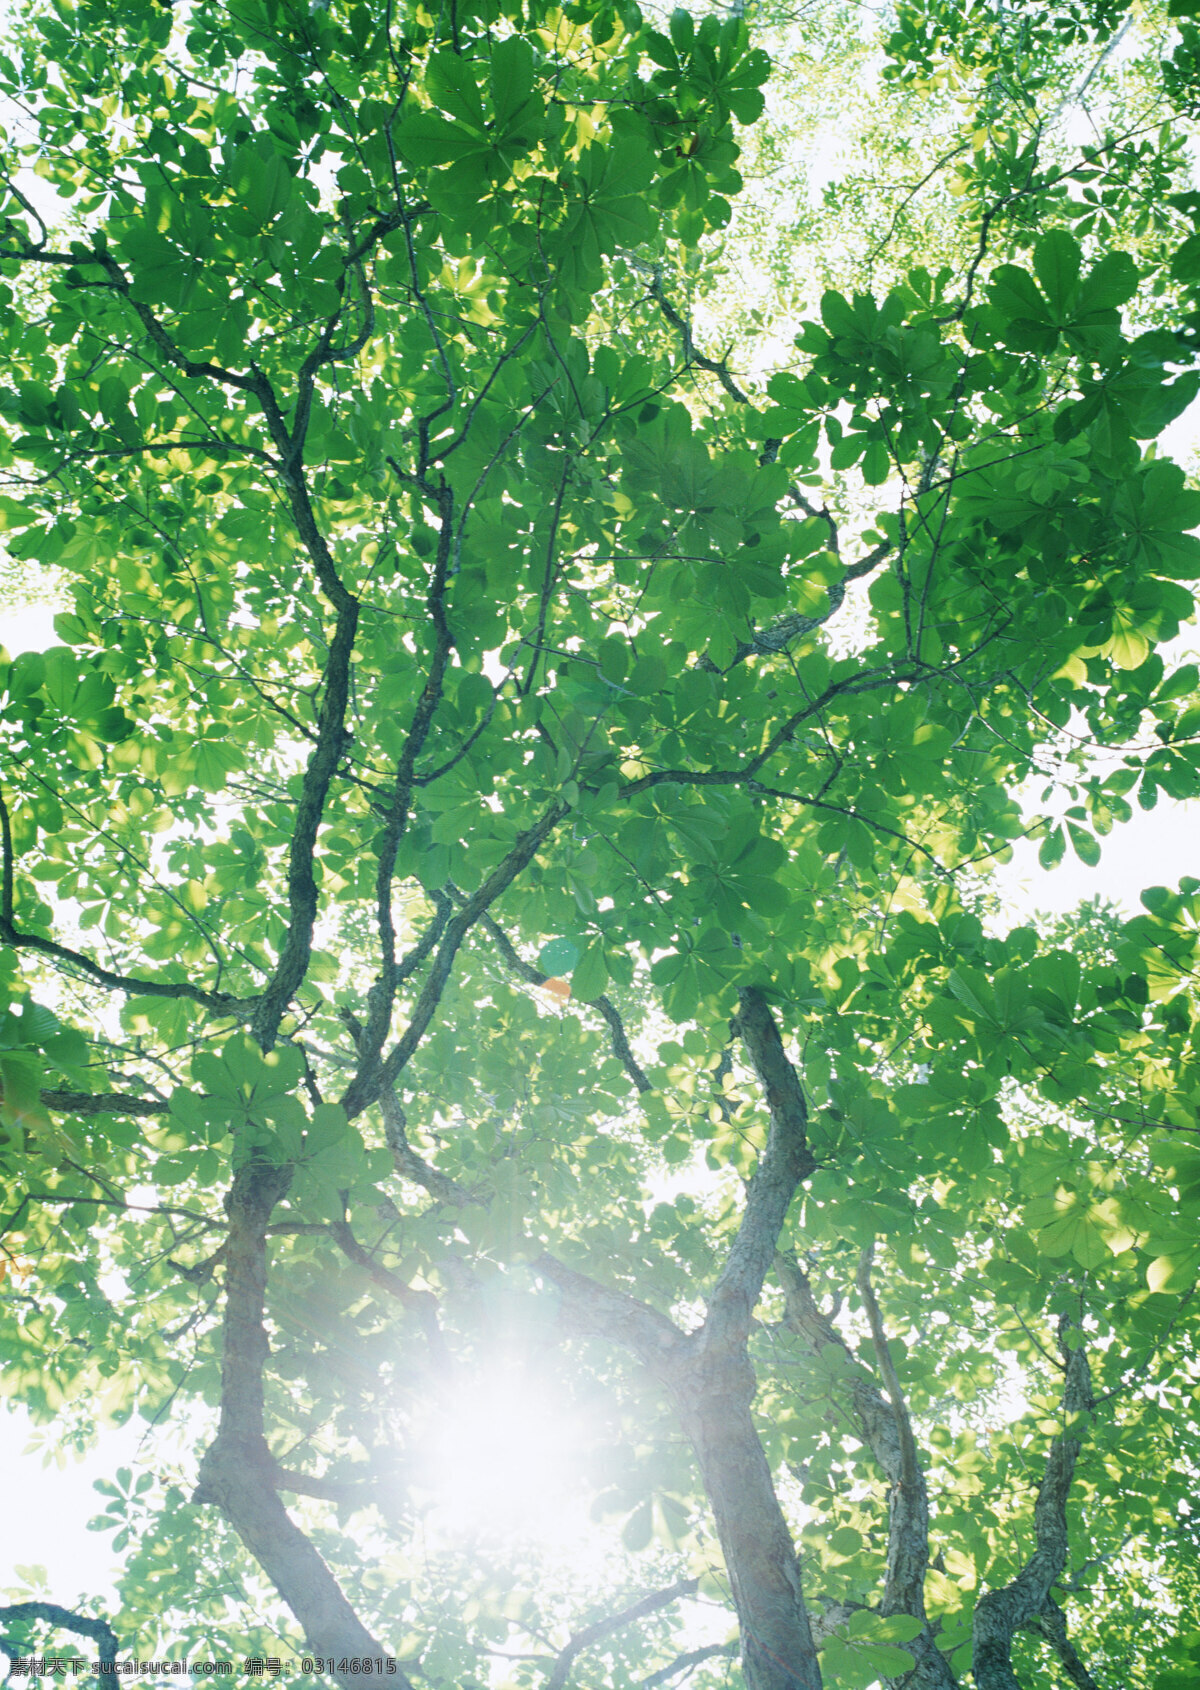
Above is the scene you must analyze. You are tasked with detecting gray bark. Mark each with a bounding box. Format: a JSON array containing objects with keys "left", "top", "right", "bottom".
[
  {"left": 669, "top": 1346, "right": 822, "bottom": 1690},
  {"left": 972, "top": 1322, "right": 1094, "bottom": 1689},
  {"left": 778, "top": 1256, "right": 959, "bottom": 1690},
  {"left": 193, "top": 1162, "right": 409, "bottom": 1690},
  {"left": 539, "top": 987, "right": 825, "bottom": 1690},
  {"left": 1022, "top": 1597, "right": 1103, "bottom": 1690}
]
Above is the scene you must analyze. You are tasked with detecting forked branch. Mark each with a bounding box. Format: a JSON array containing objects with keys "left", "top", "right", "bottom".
[{"left": 192, "top": 1161, "right": 407, "bottom": 1690}]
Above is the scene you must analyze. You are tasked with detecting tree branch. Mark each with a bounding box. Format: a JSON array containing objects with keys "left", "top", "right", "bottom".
[
  {"left": 856, "top": 1248, "right": 928, "bottom": 1615},
  {"left": 0, "top": 898, "right": 243, "bottom": 1017},
  {"left": 192, "top": 1162, "right": 408, "bottom": 1690},
  {"left": 327, "top": 1217, "right": 452, "bottom": 1374},
  {"left": 540, "top": 1235, "right": 823, "bottom": 1690},
  {"left": 544, "top": 1579, "right": 700, "bottom": 1690},
  {"left": 250, "top": 478, "right": 359, "bottom": 1049},
  {"left": 41, "top": 1089, "right": 167, "bottom": 1119},
  {"left": 972, "top": 1316, "right": 1094, "bottom": 1689},
  {"left": 704, "top": 989, "right": 816, "bottom": 1351},
  {"left": 635, "top": 261, "right": 752, "bottom": 406},
  {"left": 378, "top": 1084, "right": 474, "bottom": 1204},
  {"left": 776, "top": 1256, "right": 957, "bottom": 1688},
  {"left": 1021, "top": 1596, "right": 1102, "bottom": 1690},
  {"left": 351, "top": 489, "right": 456, "bottom": 1084},
  {"left": 0, "top": 1601, "right": 119, "bottom": 1669},
  {"left": 342, "top": 800, "right": 568, "bottom": 1118},
  {"left": 714, "top": 540, "right": 893, "bottom": 672},
  {"left": 638, "top": 1641, "right": 737, "bottom": 1687},
  {"left": 535, "top": 1252, "right": 688, "bottom": 1374},
  {"left": 471, "top": 905, "right": 651, "bottom": 1093}
]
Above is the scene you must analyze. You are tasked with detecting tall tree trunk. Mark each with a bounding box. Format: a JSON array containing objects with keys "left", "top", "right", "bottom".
[{"left": 671, "top": 1342, "right": 823, "bottom": 1690}]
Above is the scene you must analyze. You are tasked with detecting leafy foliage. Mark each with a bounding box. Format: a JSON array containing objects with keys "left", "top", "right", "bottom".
[{"left": 0, "top": 0, "right": 1199, "bottom": 1687}]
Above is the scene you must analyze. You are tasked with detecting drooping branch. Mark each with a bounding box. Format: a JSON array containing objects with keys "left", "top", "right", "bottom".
[
  {"left": 704, "top": 989, "right": 816, "bottom": 1351},
  {"left": 543, "top": 1578, "right": 700, "bottom": 1690},
  {"left": 618, "top": 664, "right": 907, "bottom": 800},
  {"left": 972, "top": 1318, "right": 1094, "bottom": 1690},
  {"left": 472, "top": 905, "right": 651, "bottom": 1093},
  {"left": 169, "top": 1242, "right": 229, "bottom": 1284},
  {"left": 1, "top": 235, "right": 371, "bottom": 1055},
  {"left": 0, "top": 917, "right": 245, "bottom": 1013},
  {"left": 0, "top": 1601, "right": 119, "bottom": 1669},
  {"left": 0, "top": 789, "right": 243, "bottom": 1013},
  {"left": 192, "top": 1161, "right": 408, "bottom": 1690}
]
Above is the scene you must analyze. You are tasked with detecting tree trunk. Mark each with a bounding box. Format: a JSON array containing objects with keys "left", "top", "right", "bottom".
[{"left": 670, "top": 1342, "right": 823, "bottom": 1690}]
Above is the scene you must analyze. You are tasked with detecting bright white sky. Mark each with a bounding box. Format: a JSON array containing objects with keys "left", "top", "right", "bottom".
[{"left": 0, "top": 1407, "right": 147, "bottom": 1609}]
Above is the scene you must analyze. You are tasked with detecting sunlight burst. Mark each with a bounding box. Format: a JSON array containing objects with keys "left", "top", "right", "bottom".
[{"left": 415, "top": 1364, "right": 591, "bottom": 1541}]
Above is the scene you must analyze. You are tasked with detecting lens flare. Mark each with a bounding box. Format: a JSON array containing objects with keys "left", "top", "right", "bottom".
[{"left": 415, "top": 1362, "right": 590, "bottom": 1541}]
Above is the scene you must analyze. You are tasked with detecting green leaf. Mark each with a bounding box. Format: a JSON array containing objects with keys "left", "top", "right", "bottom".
[
  {"left": 1079, "top": 250, "right": 1139, "bottom": 312},
  {"left": 425, "top": 50, "right": 487, "bottom": 129},
  {"left": 571, "top": 943, "right": 609, "bottom": 1002},
  {"left": 1034, "top": 229, "right": 1082, "bottom": 317},
  {"left": 491, "top": 37, "right": 537, "bottom": 128},
  {"left": 538, "top": 937, "right": 582, "bottom": 975},
  {"left": 1067, "top": 822, "right": 1100, "bottom": 867},
  {"left": 989, "top": 264, "right": 1050, "bottom": 324},
  {"left": 861, "top": 439, "right": 890, "bottom": 485},
  {"left": 1039, "top": 825, "right": 1066, "bottom": 869}
]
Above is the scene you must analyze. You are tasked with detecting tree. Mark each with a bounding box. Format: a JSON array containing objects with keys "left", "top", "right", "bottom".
[{"left": 2, "top": 0, "right": 1200, "bottom": 1685}]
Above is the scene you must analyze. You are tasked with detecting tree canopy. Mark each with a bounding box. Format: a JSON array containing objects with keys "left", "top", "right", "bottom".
[{"left": 2, "top": 0, "right": 1200, "bottom": 1686}]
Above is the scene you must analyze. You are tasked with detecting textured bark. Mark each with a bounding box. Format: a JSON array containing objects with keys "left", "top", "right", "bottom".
[
  {"left": 972, "top": 1325, "right": 1094, "bottom": 1689},
  {"left": 778, "top": 1256, "right": 959, "bottom": 1690},
  {"left": 1022, "top": 1597, "right": 1102, "bottom": 1690},
  {"left": 541, "top": 990, "right": 824, "bottom": 1690},
  {"left": 540, "top": 1257, "right": 821, "bottom": 1688},
  {"left": 669, "top": 1347, "right": 822, "bottom": 1690},
  {"left": 193, "top": 1162, "right": 409, "bottom": 1690},
  {"left": 705, "top": 987, "right": 816, "bottom": 1349}
]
